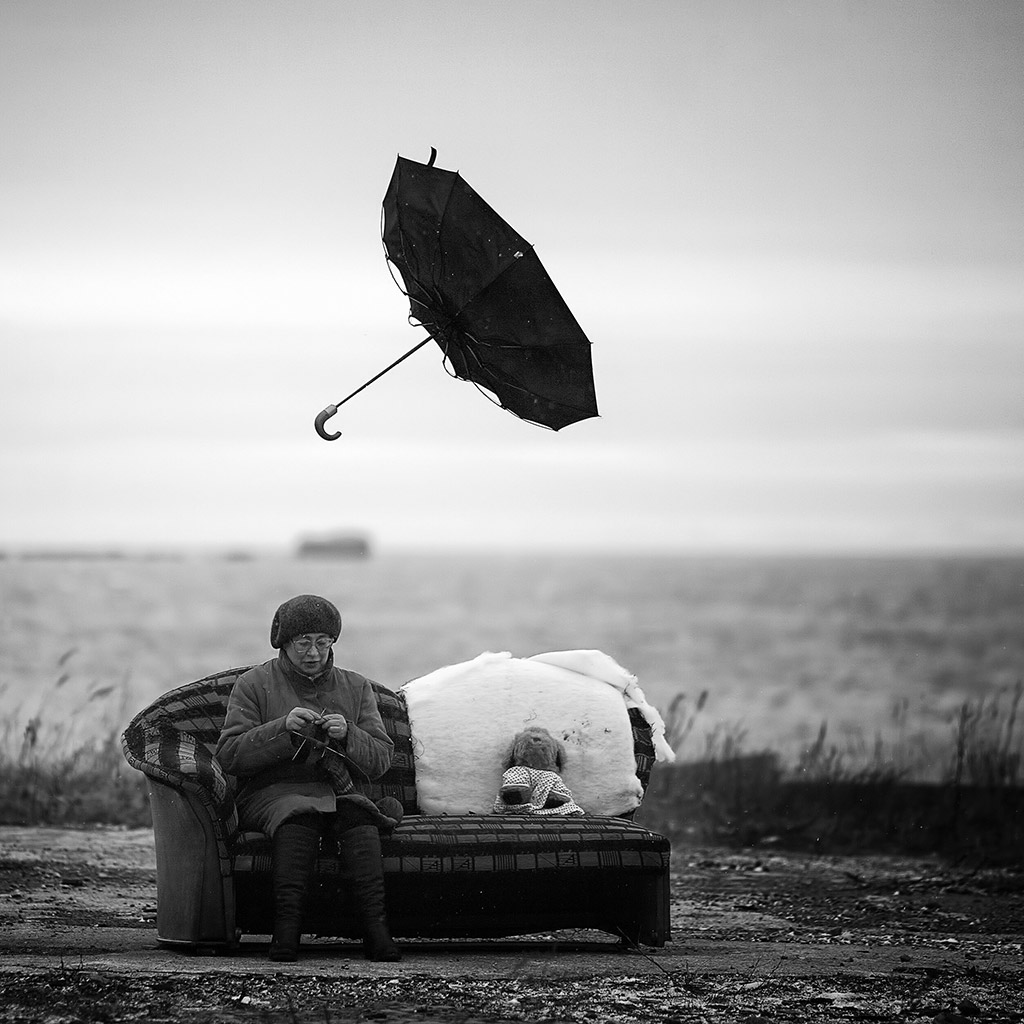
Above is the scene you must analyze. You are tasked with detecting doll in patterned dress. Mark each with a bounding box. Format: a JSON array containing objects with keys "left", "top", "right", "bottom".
[{"left": 493, "top": 726, "right": 585, "bottom": 816}]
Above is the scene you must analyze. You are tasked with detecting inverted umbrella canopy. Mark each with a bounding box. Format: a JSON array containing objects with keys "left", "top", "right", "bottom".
[{"left": 315, "top": 149, "right": 598, "bottom": 439}]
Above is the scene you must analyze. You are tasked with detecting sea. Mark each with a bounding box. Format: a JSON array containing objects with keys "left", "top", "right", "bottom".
[{"left": 2, "top": 550, "right": 1022, "bottom": 778}]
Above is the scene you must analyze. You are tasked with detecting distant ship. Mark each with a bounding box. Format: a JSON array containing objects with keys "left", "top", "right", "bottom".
[{"left": 295, "top": 533, "right": 371, "bottom": 559}]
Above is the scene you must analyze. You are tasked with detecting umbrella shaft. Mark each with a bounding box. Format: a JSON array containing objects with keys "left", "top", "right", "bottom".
[{"left": 333, "top": 336, "right": 433, "bottom": 408}]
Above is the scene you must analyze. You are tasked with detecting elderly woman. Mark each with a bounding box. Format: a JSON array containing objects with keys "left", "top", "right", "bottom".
[{"left": 216, "top": 595, "right": 402, "bottom": 962}]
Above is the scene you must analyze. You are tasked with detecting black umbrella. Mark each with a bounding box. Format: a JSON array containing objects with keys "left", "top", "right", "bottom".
[{"left": 315, "top": 149, "right": 598, "bottom": 439}]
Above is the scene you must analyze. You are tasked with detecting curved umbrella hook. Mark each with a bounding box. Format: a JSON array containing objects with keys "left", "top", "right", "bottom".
[{"left": 315, "top": 404, "right": 341, "bottom": 441}]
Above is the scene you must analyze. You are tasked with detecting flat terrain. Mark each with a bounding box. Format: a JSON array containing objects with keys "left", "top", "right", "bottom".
[{"left": 1, "top": 826, "right": 1022, "bottom": 1023}]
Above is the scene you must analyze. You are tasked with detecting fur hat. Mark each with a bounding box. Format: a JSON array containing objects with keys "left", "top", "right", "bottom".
[{"left": 270, "top": 594, "right": 342, "bottom": 649}]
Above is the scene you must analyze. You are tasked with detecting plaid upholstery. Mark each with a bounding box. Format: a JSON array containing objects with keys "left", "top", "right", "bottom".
[
  {"left": 629, "top": 706, "right": 656, "bottom": 794},
  {"left": 234, "top": 814, "right": 668, "bottom": 874},
  {"left": 354, "top": 685, "right": 420, "bottom": 815},
  {"left": 121, "top": 668, "right": 244, "bottom": 835},
  {"left": 381, "top": 814, "right": 668, "bottom": 873}
]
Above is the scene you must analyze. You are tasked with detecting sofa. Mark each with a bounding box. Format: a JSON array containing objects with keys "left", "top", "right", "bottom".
[{"left": 121, "top": 659, "right": 672, "bottom": 951}]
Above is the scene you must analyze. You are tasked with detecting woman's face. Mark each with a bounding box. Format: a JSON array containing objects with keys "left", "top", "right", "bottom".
[{"left": 285, "top": 633, "right": 335, "bottom": 676}]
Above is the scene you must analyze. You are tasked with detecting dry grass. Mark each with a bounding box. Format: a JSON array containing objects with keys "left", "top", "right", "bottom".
[
  {"left": 0, "top": 651, "right": 149, "bottom": 826},
  {"left": 0, "top": 729, "right": 150, "bottom": 827},
  {"left": 639, "top": 680, "right": 1024, "bottom": 859}
]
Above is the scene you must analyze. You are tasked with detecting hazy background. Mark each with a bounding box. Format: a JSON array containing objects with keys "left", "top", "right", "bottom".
[{"left": 2, "top": 0, "right": 1023, "bottom": 554}]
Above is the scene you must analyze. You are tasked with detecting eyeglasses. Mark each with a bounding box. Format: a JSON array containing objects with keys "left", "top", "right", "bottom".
[{"left": 290, "top": 636, "right": 334, "bottom": 653}]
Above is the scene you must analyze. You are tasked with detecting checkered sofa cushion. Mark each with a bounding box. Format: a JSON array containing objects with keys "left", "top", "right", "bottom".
[
  {"left": 351, "top": 683, "right": 419, "bottom": 814},
  {"left": 234, "top": 814, "right": 668, "bottom": 876},
  {"left": 628, "top": 706, "right": 656, "bottom": 796},
  {"left": 121, "top": 668, "right": 241, "bottom": 832},
  {"left": 380, "top": 814, "right": 668, "bottom": 873}
]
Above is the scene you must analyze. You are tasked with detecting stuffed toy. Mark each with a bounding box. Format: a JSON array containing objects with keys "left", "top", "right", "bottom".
[{"left": 493, "top": 726, "right": 585, "bottom": 816}]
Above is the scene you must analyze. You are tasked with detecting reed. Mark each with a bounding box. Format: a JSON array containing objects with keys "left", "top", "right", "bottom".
[
  {"left": 639, "top": 681, "right": 1024, "bottom": 860},
  {"left": 0, "top": 727, "right": 150, "bottom": 827},
  {"left": 0, "top": 652, "right": 149, "bottom": 827}
]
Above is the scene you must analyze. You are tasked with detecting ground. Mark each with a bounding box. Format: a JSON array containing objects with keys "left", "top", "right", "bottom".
[{"left": 0, "top": 826, "right": 1021, "bottom": 1023}]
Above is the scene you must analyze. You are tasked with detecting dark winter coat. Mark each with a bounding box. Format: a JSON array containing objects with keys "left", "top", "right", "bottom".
[{"left": 215, "top": 654, "right": 394, "bottom": 835}]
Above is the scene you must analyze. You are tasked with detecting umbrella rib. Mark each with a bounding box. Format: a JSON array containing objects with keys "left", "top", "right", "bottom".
[
  {"left": 383, "top": 200, "right": 588, "bottom": 354},
  {"left": 445, "top": 249, "right": 591, "bottom": 353},
  {"left": 455, "top": 333, "right": 596, "bottom": 421},
  {"left": 425, "top": 171, "right": 460, "bottom": 313},
  {"left": 408, "top": 272, "right": 588, "bottom": 354},
  {"left": 382, "top": 252, "right": 460, "bottom": 371},
  {"left": 386, "top": 256, "right": 595, "bottom": 421},
  {"left": 444, "top": 247, "right": 533, "bottom": 326}
]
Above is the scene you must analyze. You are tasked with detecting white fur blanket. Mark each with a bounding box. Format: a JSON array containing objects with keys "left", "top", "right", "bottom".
[{"left": 401, "top": 650, "right": 674, "bottom": 817}]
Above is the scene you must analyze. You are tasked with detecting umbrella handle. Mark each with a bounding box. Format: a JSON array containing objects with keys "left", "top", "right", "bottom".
[{"left": 314, "top": 404, "right": 341, "bottom": 441}]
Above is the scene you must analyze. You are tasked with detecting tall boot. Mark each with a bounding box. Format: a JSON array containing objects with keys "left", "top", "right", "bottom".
[
  {"left": 269, "top": 814, "right": 321, "bottom": 962},
  {"left": 336, "top": 824, "right": 401, "bottom": 961}
]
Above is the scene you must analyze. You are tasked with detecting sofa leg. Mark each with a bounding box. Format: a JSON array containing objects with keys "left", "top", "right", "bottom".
[
  {"left": 336, "top": 825, "right": 401, "bottom": 962},
  {"left": 269, "top": 814, "right": 320, "bottom": 962}
]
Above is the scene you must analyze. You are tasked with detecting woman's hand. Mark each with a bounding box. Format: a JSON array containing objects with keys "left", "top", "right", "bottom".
[
  {"left": 286, "top": 707, "right": 321, "bottom": 733},
  {"left": 320, "top": 713, "right": 348, "bottom": 741}
]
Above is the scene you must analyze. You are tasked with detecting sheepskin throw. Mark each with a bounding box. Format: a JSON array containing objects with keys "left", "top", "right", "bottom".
[{"left": 401, "top": 650, "right": 673, "bottom": 817}]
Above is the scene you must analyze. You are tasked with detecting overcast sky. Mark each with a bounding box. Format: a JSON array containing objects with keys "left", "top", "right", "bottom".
[{"left": 2, "top": 0, "right": 1022, "bottom": 552}]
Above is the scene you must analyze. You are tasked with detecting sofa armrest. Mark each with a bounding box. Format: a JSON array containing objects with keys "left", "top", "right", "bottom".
[
  {"left": 146, "top": 777, "right": 237, "bottom": 946},
  {"left": 121, "top": 722, "right": 238, "bottom": 840}
]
